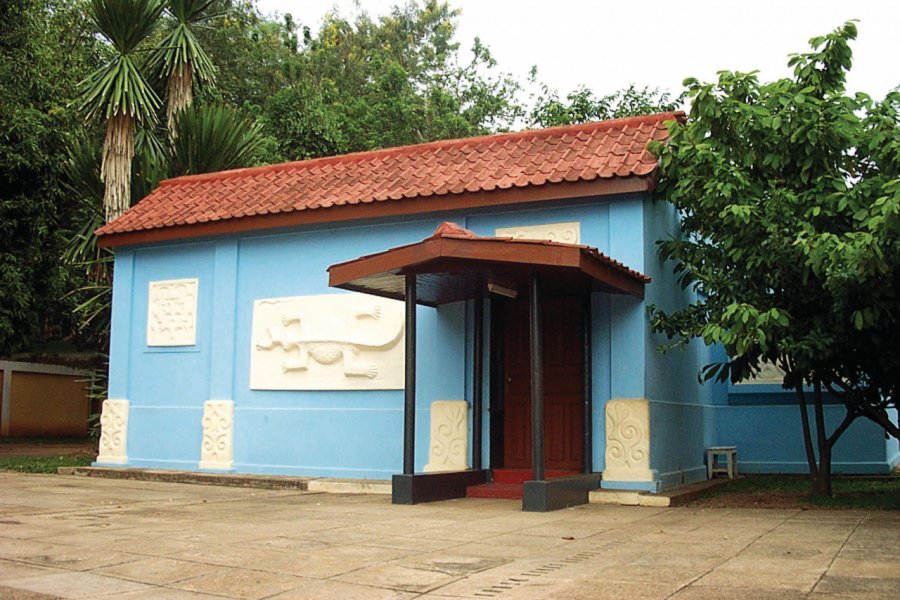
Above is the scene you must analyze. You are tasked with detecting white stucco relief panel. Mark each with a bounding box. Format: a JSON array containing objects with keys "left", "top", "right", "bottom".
[
  {"left": 147, "top": 278, "right": 198, "bottom": 346},
  {"left": 736, "top": 361, "right": 785, "bottom": 385},
  {"left": 424, "top": 400, "right": 469, "bottom": 473},
  {"left": 250, "top": 293, "right": 405, "bottom": 390},
  {"left": 603, "top": 398, "right": 654, "bottom": 482},
  {"left": 96, "top": 399, "right": 128, "bottom": 464},
  {"left": 199, "top": 400, "right": 234, "bottom": 470},
  {"left": 495, "top": 221, "right": 580, "bottom": 244}
]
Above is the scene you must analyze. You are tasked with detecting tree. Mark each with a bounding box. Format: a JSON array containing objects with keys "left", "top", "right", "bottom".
[
  {"left": 0, "top": 0, "right": 102, "bottom": 355},
  {"left": 297, "top": 2, "right": 522, "bottom": 152},
  {"left": 149, "top": 0, "right": 221, "bottom": 137},
  {"left": 530, "top": 83, "right": 683, "bottom": 128},
  {"left": 649, "top": 22, "right": 899, "bottom": 496},
  {"left": 77, "top": 0, "right": 165, "bottom": 223}
]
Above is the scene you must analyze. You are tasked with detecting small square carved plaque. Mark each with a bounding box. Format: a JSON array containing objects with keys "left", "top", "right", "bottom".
[{"left": 147, "top": 278, "right": 198, "bottom": 346}]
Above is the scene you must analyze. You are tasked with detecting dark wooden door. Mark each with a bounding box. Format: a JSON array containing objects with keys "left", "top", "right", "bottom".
[{"left": 502, "top": 295, "right": 584, "bottom": 470}]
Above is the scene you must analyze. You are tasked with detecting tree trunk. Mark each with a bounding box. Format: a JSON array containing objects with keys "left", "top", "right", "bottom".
[
  {"left": 166, "top": 62, "right": 193, "bottom": 140},
  {"left": 100, "top": 112, "right": 135, "bottom": 223},
  {"left": 795, "top": 384, "right": 819, "bottom": 478},
  {"left": 811, "top": 380, "right": 833, "bottom": 497}
]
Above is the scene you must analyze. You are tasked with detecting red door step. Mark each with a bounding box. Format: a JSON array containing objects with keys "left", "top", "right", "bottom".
[
  {"left": 466, "top": 482, "right": 523, "bottom": 500},
  {"left": 466, "top": 469, "right": 581, "bottom": 500},
  {"left": 491, "top": 468, "right": 579, "bottom": 485}
]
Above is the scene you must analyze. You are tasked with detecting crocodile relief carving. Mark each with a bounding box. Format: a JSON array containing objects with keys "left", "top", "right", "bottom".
[{"left": 250, "top": 293, "right": 405, "bottom": 390}]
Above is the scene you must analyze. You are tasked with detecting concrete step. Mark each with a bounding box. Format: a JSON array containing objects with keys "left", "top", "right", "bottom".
[
  {"left": 590, "top": 477, "right": 735, "bottom": 507},
  {"left": 60, "top": 466, "right": 390, "bottom": 495}
]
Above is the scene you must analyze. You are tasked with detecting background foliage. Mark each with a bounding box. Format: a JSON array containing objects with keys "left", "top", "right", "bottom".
[
  {"left": 1, "top": 0, "right": 676, "bottom": 359},
  {"left": 650, "top": 22, "right": 899, "bottom": 495}
]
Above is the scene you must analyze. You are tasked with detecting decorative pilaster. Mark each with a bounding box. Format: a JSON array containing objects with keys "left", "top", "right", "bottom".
[
  {"left": 199, "top": 400, "right": 234, "bottom": 470},
  {"left": 423, "top": 401, "right": 469, "bottom": 473},
  {"left": 603, "top": 398, "right": 653, "bottom": 482},
  {"left": 96, "top": 399, "right": 129, "bottom": 464}
]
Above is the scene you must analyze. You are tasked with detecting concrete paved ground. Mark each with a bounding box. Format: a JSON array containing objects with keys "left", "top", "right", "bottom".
[{"left": 1, "top": 472, "right": 898, "bottom": 599}]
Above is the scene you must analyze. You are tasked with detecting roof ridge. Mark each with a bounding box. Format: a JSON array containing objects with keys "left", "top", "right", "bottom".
[{"left": 160, "top": 111, "right": 684, "bottom": 187}]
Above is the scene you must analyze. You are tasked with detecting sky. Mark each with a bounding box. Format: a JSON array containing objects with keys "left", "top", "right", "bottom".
[{"left": 256, "top": 0, "right": 900, "bottom": 103}]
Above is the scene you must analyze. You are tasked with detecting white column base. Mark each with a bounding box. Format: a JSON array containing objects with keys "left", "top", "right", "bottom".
[
  {"left": 199, "top": 400, "right": 234, "bottom": 470},
  {"left": 603, "top": 398, "right": 654, "bottom": 482},
  {"left": 96, "top": 399, "right": 129, "bottom": 464},
  {"left": 424, "top": 400, "right": 469, "bottom": 473}
]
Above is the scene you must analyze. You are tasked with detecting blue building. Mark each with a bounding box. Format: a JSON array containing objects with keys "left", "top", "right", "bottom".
[{"left": 93, "top": 112, "right": 898, "bottom": 510}]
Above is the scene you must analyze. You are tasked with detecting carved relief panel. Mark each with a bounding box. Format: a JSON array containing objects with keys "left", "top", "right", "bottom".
[
  {"left": 96, "top": 399, "right": 129, "bottom": 464},
  {"left": 495, "top": 221, "right": 580, "bottom": 244},
  {"left": 250, "top": 293, "right": 405, "bottom": 390},
  {"left": 424, "top": 400, "right": 469, "bottom": 472},
  {"left": 147, "top": 278, "right": 198, "bottom": 346},
  {"left": 199, "top": 400, "right": 234, "bottom": 470},
  {"left": 603, "top": 398, "right": 654, "bottom": 482}
]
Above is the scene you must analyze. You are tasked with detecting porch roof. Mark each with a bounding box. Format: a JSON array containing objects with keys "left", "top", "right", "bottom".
[{"left": 327, "top": 222, "right": 650, "bottom": 306}]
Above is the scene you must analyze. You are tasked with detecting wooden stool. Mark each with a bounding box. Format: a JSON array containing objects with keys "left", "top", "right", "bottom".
[{"left": 706, "top": 446, "right": 737, "bottom": 479}]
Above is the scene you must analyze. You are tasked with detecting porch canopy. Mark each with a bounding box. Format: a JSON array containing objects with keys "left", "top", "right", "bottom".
[
  {"left": 327, "top": 222, "right": 650, "bottom": 510},
  {"left": 328, "top": 222, "right": 650, "bottom": 304}
]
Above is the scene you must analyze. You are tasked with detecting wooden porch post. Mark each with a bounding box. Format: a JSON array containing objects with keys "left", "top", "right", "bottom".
[
  {"left": 403, "top": 274, "right": 417, "bottom": 475},
  {"left": 472, "top": 278, "right": 484, "bottom": 471},
  {"left": 529, "top": 272, "right": 545, "bottom": 482},
  {"left": 583, "top": 292, "right": 593, "bottom": 474}
]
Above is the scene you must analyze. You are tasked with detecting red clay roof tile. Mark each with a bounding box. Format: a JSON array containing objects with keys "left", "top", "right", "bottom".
[{"left": 96, "top": 112, "right": 684, "bottom": 240}]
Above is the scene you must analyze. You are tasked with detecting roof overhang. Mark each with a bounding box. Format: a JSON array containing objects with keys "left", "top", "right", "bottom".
[
  {"left": 96, "top": 176, "right": 654, "bottom": 249},
  {"left": 328, "top": 225, "right": 650, "bottom": 306}
]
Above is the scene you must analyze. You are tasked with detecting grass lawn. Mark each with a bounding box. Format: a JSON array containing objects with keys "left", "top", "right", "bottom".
[
  {"left": 688, "top": 474, "right": 900, "bottom": 510},
  {"left": 0, "top": 454, "right": 95, "bottom": 474}
]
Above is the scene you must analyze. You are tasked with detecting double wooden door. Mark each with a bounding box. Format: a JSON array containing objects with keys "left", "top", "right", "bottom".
[{"left": 501, "top": 295, "right": 584, "bottom": 471}]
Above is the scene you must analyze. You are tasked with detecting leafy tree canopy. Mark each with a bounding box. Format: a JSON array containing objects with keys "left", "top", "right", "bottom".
[
  {"left": 530, "top": 83, "right": 683, "bottom": 128},
  {"left": 0, "top": 0, "right": 102, "bottom": 354},
  {"left": 650, "top": 21, "right": 899, "bottom": 495}
]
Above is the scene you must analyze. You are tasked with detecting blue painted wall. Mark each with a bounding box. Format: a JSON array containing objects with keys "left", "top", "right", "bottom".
[
  {"left": 104, "top": 195, "right": 649, "bottom": 479},
  {"left": 640, "top": 199, "right": 706, "bottom": 490},
  {"left": 102, "top": 190, "right": 898, "bottom": 484}
]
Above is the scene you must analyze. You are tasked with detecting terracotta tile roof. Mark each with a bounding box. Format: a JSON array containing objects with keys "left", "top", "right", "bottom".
[{"left": 96, "top": 111, "right": 684, "bottom": 243}]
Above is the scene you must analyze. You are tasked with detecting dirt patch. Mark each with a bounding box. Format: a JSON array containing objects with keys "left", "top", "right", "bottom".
[
  {"left": 0, "top": 440, "right": 95, "bottom": 458},
  {"left": 686, "top": 488, "right": 814, "bottom": 510},
  {"left": 683, "top": 475, "right": 900, "bottom": 510}
]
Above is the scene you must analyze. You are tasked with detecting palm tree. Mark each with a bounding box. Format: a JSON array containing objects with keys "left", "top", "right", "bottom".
[
  {"left": 149, "top": 0, "right": 220, "bottom": 138},
  {"left": 168, "top": 104, "right": 265, "bottom": 175},
  {"left": 77, "top": 0, "right": 165, "bottom": 223}
]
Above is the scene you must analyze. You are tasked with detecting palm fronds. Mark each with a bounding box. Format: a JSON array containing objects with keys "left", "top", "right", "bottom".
[
  {"left": 168, "top": 104, "right": 264, "bottom": 175},
  {"left": 77, "top": 0, "right": 165, "bottom": 222},
  {"left": 148, "top": 0, "right": 221, "bottom": 133},
  {"left": 90, "top": 0, "right": 165, "bottom": 54}
]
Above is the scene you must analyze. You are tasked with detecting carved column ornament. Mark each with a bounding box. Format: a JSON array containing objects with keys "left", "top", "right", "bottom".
[
  {"left": 96, "top": 399, "right": 129, "bottom": 464},
  {"left": 199, "top": 400, "right": 234, "bottom": 470},
  {"left": 424, "top": 400, "right": 469, "bottom": 472},
  {"left": 603, "top": 398, "right": 654, "bottom": 482}
]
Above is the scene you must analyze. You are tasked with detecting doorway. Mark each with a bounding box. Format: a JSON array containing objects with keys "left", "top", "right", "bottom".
[{"left": 499, "top": 295, "right": 585, "bottom": 471}]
